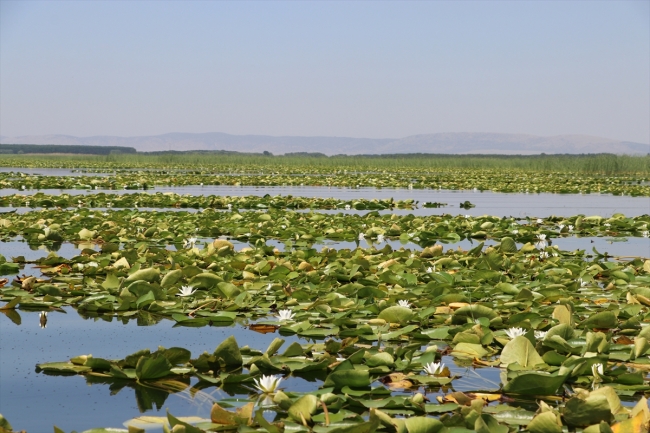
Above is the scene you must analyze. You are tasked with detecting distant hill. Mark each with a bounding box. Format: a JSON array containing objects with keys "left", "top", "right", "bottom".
[{"left": 1, "top": 132, "right": 647, "bottom": 155}]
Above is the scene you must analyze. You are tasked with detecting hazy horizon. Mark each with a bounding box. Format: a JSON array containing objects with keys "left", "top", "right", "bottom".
[{"left": 1, "top": 1, "right": 649, "bottom": 145}]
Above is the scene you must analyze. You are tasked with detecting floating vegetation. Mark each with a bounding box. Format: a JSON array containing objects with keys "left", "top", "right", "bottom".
[
  {"left": 1, "top": 156, "right": 650, "bottom": 432},
  {"left": 0, "top": 192, "right": 417, "bottom": 211},
  {"left": 0, "top": 208, "right": 648, "bottom": 247},
  {"left": 1, "top": 166, "right": 650, "bottom": 195}
]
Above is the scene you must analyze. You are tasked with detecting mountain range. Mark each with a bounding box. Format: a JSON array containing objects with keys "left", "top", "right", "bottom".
[{"left": 1, "top": 132, "right": 647, "bottom": 155}]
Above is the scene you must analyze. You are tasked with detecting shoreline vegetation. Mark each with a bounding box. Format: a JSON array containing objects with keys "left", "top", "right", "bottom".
[{"left": 0, "top": 144, "right": 648, "bottom": 174}]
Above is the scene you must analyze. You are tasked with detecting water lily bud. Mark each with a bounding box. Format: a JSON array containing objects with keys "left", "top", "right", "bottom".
[{"left": 411, "top": 392, "right": 425, "bottom": 404}]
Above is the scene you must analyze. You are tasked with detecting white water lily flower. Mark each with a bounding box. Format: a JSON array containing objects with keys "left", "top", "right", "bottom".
[
  {"left": 512, "top": 229, "right": 519, "bottom": 235},
  {"left": 604, "top": 223, "right": 611, "bottom": 227},
  {"left": 184, "top": 237, "right": 197, "bottom": 249},
  {"left": 505, "top": 327, "right": 527, "bottom": 339},
  {"left": 465, "top": 215, "right": 471, "bottom": 219},
  {"left": 254, "top": 374, "right": 282, "bottom": 394},
  {"left": 568, "top": 225, "right": 574, "bottom": 232},
  {"left": 398, "top": 300, "right": 411, "bottom": 308},
  {"left": 591, "top": 363, "right": 604, "bottom": 378},
  {"left": 426, "top": 267, "right": 433, "bottom": 273},
  {"left": 558, "top": 224, "right": 565, "bottom": 231},
  {"left": 539, "top": 251, "right": 549, "bottom": 260},
  {"left": 277, "top": 309, "right": 295, "bottom": 321},
  {"left": 643, "top": 231, "right": 649, "bottom": 238},
  {"left": 345, "top": 204, "right": 351, "bottom": 210},
  {"left": 358, "top": 233, "right": 365, "bottom": 241},
  {"left": 534, "top": 330, "right": 548, "bottom": 340},
  {"left": 227, "top": 203, "right": 232, "bottom": 210},
  {"left": 423, "top": 362, "right": 444, "bottom": 376},
  {"left": 177, "top": 286, "right": 197, "bottom": 297},
  {"left": 376, "top": 234, "right": 385, "bottom": 243},
  {"left": 536, "top": 218, "right": 543, "bottom": 224},
  {"left": 535, "top": 234, "right": 548, "bottom": 249}
]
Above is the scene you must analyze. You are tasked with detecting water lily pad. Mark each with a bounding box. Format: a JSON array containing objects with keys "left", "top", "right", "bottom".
[
  {"left": 503, "top": 372, "right": 567, "bottom": 396},
  {"left": 500, "top": 336, "right": 545, "bottom": 368},
  {"left": 378, "top": 306, "right": 414, "bottom": 325}
]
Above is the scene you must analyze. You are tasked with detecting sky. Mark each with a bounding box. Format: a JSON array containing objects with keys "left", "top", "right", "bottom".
[{"left": 1, "top": 1, "right": 649, "bottom": 143}]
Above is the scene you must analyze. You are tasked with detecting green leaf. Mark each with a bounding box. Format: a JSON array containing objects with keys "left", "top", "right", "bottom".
[
  {"left": 288, "top": 394, "right": 319, "bottom": 424},
  {"left": 0, "top": 262, "right": 19, "bottom": 275},
  {"left": 500, "top": 336, "right": 545, "bottom": 368},
  {"left": 213, "top": 335, "right": 242, "bottom": 367},
  {"left": 36, "top": 362, "right": 92, "bottom": 374},
  {"left": 500, "top": 237, "right": 518, "bottom": 253},
  {"left": 366, "top": 352, "right": 395, "bottom": 368},
  {"left": 160, "top": 269, "right": 183, "bottom": 288},
  {"left": 265, "top": 338, "right": 285, "bottom": 357},
  {"left": 561, "top": 393, "right": 613, "bottom": 427},
  {"left": 451, "top": 342, "right": 488, "bottom": 359},
  {"left": 324, "top": 369, "right": 370, "bottom": 389},
  {"left": 503, "top": 372, "right": 567, "bottom": 396},
  {"left": 101, "top": 273, "right": 120, "bottom": 290},
  {"left": 453, "top": 305, "right": 498, "bottom": 320},
  {"left": 161, "top": 347, "right": 191, "bottom": 366},
  {"left": 582, "top": 311, "right": 617, "bottom": 329},
  {"left": 527, "top": 412, "right": 562, "bottom": 433},
  {"left": 475, "top": 413, "right": 508, "bottom": 433},
  {"left": 124, "top": 267, "right": 160, "bottom": 283},
  {"left": 0, "top": 414, "right": 13, "bottom": 432},
  {"left": 402, "top": 416, "right": 444, "bottom": 433},
  {"left": 166, "top": 411, "right": 204, "bottom": 433},
  {"left": 216, "top": 282, "right": 241, "bottom": 299},
  {"left": 135, "top": 356, "right": 173, "bottom": 381},
  {"left": 378, "top": 306, "right": 414, "bottom": 325}
]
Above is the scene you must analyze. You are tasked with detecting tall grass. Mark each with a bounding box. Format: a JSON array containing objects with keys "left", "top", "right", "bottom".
[{"left": 1, "top": 152, "right": 648, "bottom": 175}]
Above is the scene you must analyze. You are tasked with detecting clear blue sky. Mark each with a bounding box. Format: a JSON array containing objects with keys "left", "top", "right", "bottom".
[{"left": 1, "top": 0, "right": 648, "bottom": 143}]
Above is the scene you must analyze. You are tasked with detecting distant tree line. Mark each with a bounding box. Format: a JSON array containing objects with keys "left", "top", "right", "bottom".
[{"left": 0, "top": 144, "right": 137, "bottom": 155}]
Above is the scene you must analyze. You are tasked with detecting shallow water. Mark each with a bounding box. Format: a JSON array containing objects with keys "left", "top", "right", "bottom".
[
  {"left": 1, "top": 186, "right": 648, "bottom": 217},
  {"left": 0, "top": 307, "right": 306, "bottom": 432}
]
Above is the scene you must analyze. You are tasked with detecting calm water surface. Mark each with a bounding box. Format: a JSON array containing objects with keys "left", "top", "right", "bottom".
[{"left": 1, "top": 185, "right": 648, "bottom": 217}]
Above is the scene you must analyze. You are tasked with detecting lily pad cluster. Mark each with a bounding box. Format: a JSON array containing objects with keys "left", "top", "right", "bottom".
[
  {"left": 1, "top": 167, "right": 650, "bottom": 195},
  {"left": 0, "top": 192, "right": 417, "bottom": 211},
  {"left": 36, "top": 332, "right": 650, "bottom": 432},
  {"left": 0, "top": 208, "right": 648, "bottom": 247}
]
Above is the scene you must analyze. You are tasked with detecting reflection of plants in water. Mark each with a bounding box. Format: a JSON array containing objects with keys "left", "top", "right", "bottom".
[{"left": 86, "top": 375, "right": 191, "bottom": 412}]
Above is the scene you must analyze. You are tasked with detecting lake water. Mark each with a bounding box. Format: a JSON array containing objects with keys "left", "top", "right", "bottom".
[
  {"left": 1, "top": 183, "right": 649, "bottom": 431},
  {"left": 1, "top": 185, "right": 649, "bottom": 217}
]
